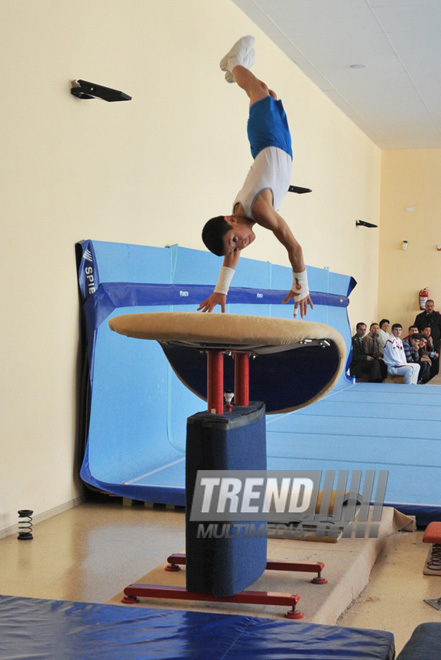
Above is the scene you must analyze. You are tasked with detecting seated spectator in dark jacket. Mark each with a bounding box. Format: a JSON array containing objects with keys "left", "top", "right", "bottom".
[
  {"left": 403, "top": 333, "right": 431, "bottom": 383},
  {"left": 362, "top": 322, "right": 387, "bottom": 380},
  {"left": 350, "top": 322, "right": 383, "bottom": 383},
  {"left": 418, "top": 335, "right": 435, "bottom": 382},
  {"left": 421, "top": 326, "right": 439, "bottom": 378}
]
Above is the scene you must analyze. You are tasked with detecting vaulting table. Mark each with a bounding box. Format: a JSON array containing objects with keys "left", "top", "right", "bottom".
[{"left": 109, "top": 312, "right": 346, "bottom": 617}]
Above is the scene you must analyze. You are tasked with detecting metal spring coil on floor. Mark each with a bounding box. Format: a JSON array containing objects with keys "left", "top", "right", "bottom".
[
  {"left": 17, "top": 509, "right": 33, "bottom": 540},
  {"left": 427, "top": 544, "right": 441, "bottom": 571}
]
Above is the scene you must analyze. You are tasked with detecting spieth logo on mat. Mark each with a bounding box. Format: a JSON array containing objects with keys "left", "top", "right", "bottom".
[
  {"left": 190, "top": 470, "right": 388, "bottom": 540},
  {"left": 82, "top": 249, "right": 96, "bottom": 296},
  {"left": 84, "top": 265, "right": 96, "bottom": 295}
]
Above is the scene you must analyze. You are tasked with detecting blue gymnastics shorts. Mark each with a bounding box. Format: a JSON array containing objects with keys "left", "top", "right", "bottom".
[{"left": 247, "top": 96, "right": 292, "bottom": 160}]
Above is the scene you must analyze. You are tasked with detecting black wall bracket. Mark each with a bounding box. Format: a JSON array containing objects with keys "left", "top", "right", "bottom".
[
  {"left": 288, "top": 185, "right": 312, "bottom": 194},
  {"left": 356, "top": 219, "right": 378, "bottom": 228},
  {"left": 71, "top": 80, "right": 132, "bottom": 102}
]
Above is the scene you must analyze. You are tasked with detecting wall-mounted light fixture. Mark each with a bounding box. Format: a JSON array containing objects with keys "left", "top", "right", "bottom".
[
  {"left": 402, "top": 240, "right": 408, "bottom": 251},
  {"left": 71, "top": 80, "right": 132, "bottom": 101},
  {"left": 355, "top": 219, "right": 378, "bottom": 228}
]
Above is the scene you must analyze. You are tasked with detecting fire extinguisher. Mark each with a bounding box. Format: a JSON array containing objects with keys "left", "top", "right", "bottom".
[{"left": 419, "top": 287, "right": 429, "bottom": 310}]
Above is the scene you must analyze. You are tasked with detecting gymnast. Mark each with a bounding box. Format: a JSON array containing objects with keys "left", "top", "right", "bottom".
[{"left": 198, "top": 36, "right": 313, "bottom": 319}]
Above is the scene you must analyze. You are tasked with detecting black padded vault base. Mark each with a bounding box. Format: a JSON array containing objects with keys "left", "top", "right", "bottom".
[{"left": 185, "top": 403, "right": 267, "bottom": 597}]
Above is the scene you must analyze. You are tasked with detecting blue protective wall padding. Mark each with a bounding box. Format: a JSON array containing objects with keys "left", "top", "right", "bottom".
[
  {"left": 84, "top": 282, "right": 349, "bottom": 332},
  {"left": 0, "top": 595, "right": 395, "bottom": 660},
  {"left": 77, "top": 240, "right": 441, "bottom": 522}
]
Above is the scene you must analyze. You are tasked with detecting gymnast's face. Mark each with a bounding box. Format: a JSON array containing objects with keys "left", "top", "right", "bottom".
[{"left": 223, "top": 216, "right": 256, "bottom": 254}]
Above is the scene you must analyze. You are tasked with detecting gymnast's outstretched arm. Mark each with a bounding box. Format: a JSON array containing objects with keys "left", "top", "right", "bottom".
[
  {"left": 252, "top": 191, "right": 313, "bottom": 319},
  {"left": 197, "top": 250, "right": 241, "bottom": 313}
]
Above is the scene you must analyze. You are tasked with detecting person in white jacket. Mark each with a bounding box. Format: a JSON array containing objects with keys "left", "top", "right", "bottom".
[{"left": 383, "top": 323, "right": 420, "bottom": 384}]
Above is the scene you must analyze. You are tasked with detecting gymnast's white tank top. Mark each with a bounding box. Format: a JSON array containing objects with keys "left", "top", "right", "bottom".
[{"left": 233, "top": 146, "right": 292, "bottom": 219}]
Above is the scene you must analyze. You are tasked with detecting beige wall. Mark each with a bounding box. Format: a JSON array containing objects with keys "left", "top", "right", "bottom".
[
  {"left": 379, "top": 150, "right": 441, "bottom": 331},
  {"left": 0, "top": 0, "right": 381, "bottom": 536}
]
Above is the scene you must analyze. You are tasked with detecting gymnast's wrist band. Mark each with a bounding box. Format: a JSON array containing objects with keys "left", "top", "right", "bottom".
[
  {"left": 291, "top": 269, "right": 309, "bottom": 302},
  {"left": 214, "top": 266, "right": 235, "bottom": 295}
]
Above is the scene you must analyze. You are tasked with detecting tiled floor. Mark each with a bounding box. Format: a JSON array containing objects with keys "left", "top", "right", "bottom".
[{"left": 1, "top": 501, "right": 440, "bottom": 654}]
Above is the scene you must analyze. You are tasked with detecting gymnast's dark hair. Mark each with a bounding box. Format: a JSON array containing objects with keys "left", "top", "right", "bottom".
[{"left": 202, "top": 216, "right": 230, "bottom": 256}]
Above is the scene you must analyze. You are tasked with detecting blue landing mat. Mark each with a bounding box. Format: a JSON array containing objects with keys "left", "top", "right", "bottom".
[
  {"left": 267, "top": 381, "right": 441, "bottom": 524},
  {"left": 0, "top": 595, "right": 394, "bottom": 659}
]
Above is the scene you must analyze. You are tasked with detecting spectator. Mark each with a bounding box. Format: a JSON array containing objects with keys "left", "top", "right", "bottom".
[
  {"left": 421, "top": 326, "right": 440, "bottom": 378},
  {"left": 418, "top": 334, "right": 434, "bottom": 382},
  {"left": 378, "top": 318, "right": 392, "bottom": 353},
  {"left": 403, "top": 333, "right": 431, "bottom": 383},
  {"left": 350, "top": 322, "right": 383, "bottom": 383},
  {"left": 414, "top": 299, "right": 441, "bottom": 356},
  {"left": 403, "top": 325, "right": 419, "bottom": 341},
  {"left": 383, "top": 323, "right": 420, "bottom": 384},
  {"left": 362, "top": 323, "right": 387, "bottom": 380}
]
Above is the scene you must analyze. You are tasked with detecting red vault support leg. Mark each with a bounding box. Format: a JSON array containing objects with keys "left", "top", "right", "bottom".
[
  {"left": 234, "top": 353, "right": 250, "bottom": 406},
  {"left": 207, "top": 350, "right": 224, "bottom": 414},
  {"left": 122, "top": 584, "right": 302, "bottom": 619},
  {"left": 166, "top": 554, "right": 327, "bottom": 585}
]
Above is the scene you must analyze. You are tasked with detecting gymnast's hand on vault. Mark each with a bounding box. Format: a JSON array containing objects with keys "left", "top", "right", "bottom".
[
  {"left": 197, "top": 292, "right": 227, "bottom": 313},
  {"left": 281, "top": 291, "right": 314, "bottom": 319}
]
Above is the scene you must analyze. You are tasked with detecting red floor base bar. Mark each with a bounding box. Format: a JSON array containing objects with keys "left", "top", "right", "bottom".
[
  {"left": 122, "top": 584, "right": 303, "bottom": 619},
  {"left": 121, "top": 552, "right": 328, "bottom": 618},
  {"left": 165, "top": 553, "right": 327, "bottom": 584}
]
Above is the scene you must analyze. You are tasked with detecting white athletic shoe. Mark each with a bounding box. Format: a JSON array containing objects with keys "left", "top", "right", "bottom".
[{"left": 220, "top": 35, "right": 255, "bottom": 83}]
